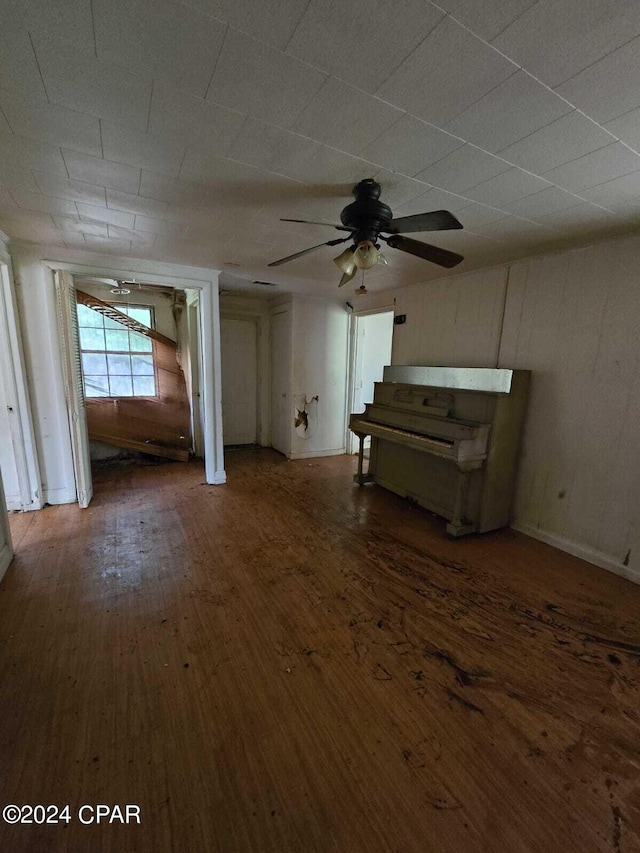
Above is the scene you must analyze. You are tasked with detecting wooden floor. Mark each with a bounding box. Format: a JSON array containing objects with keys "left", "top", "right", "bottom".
[{"left": 1, "top": 450, "right": 639, "bottom": 853}]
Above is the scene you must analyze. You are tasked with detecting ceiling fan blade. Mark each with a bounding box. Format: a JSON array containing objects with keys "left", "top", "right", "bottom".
[
  {"left": 268, "top": 236, "right": 350, "bottom": 267},
  {"left": 385, "top": 210, "right": 463, "bottom": 234},
  {"left": 280, "top": 218, "right": 354, "bottom": 232},
  {"left": 338, "top": 268, "right": 358, "bottom": 287},
  {"left": 385, "top": 234, "right": 464, "bottom": 268}
]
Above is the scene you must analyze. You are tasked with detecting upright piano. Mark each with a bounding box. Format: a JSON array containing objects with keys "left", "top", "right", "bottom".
[{"left": 349, "top": 366, "right": 530, "bottom": 537}]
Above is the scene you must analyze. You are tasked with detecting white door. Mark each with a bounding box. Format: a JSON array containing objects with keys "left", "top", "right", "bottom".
[
  {"left": 270, "top": 310, "right": 291, "bottom": 456},
  {"left": 0, "top": 258, "right": 41, "bottom": 511},
  {"left": 0, "top": 466, "right": 13, "bottom": 582},
  {"left": 55, "top": 270, "right": 93, "bottom": 508},
  {"left": 220, "top": 317, "right": 258, "bottom": 446}
]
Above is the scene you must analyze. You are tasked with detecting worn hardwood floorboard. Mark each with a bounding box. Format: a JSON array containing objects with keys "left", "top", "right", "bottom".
[{"left": 0, "top": 449, "right": 639, "bottom": 853}]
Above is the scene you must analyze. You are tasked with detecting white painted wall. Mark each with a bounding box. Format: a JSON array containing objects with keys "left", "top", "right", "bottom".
[
  {"left": 290, "top": 295, "right": 349, "bottom": 459},
  {"left": 354, "top": 236, "right": 640, "bottom": 583},
  {"left": 389, "top": 267, "right": 509, "bottom": 368},
  {"left": 499, "top": 243, "right": 640, "bottom": 583}
]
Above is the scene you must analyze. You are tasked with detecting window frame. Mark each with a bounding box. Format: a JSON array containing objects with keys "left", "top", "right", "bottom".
[{"left": 78, "top": 302, "right": 159, "bottom": 400}]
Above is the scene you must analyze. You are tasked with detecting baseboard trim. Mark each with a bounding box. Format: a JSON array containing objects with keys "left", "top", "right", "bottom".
[
  {"left": 42, "top": 487, "right": 77, "bottom": 505},
  {"left": 289, "top": 447, "right": 346, "bottom": 460},
  {"left": 0, "top": 541, "right": 13, "bottom": 583},
  {"left": 510, "top": 520, "right": 639, "bottom": 586}
]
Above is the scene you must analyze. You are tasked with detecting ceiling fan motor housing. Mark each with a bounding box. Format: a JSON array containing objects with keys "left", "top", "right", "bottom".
[{"left": 340, "top": 179, "right": 392, "bottom": 246}]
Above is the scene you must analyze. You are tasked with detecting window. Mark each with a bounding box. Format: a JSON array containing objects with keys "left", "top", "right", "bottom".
[{"left": 77, "top": 303, "right": 157, "bottom": 398}]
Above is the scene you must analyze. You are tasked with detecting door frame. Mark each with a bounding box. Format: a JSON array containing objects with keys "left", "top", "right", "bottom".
[
  {"left": 44, "top": 259, "right": 225, "bottom": 498},
  {"left": 0, "top": 466, "right": 13, "bottom": 582},
  {"left": 54, "top": 270, "right": 94, "bottom": 507},
  {"left": 270, "top": 306, "right": 292, "bottom": 458},
  {"left": 0, "top": 238, "right": 42, "bottom": 511},
  {"left": 346, "top": 305, "right": 395, "bottom": 454}
]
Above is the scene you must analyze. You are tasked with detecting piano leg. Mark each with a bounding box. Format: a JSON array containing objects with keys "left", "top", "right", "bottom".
[
  {"left": 446, "top": 466, "right": 476, "bottom": 537},
  {"left": 353, "top": 433, "right": 375, "bottom": 486}
]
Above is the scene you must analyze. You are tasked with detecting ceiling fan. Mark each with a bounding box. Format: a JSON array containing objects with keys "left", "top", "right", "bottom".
[{"left": 268, "top": 178, "right": 464, "bottom": 286}]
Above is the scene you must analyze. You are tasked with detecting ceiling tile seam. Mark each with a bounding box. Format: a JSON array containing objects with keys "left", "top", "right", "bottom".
[
  {"left": 60, "top": 149, "right": 72, "bottom": 182},
  {"left": 98, "top": 119, "right": 104, "bottom": 159},
  {"left": 412, "top": 11, "right": 631, "bottom": 152},
  {"left": 179, "top": 53, "right": 624, "bottom": 193},
  {"left": 203, "top": 23, "right": 230, "bottom": 102},
  {"left": 6, "top": 194, "right": 56, "bottom": 227},
  {"left": 206, "top": 75, "right": 634, "bottom": 195},
  {"left": 358, "top": 10, "right": 446, "bottom": 96},
  {"left": 439, "top": 68, "right": 535, "bottom": 135},
  {"left": 603, "top": 101, "right": 640, "bottom": 129},
  {"left": 27, "top": 30, "right": 50, "bottom": 102},
  {"left": 145, "top": 81, "right": 154, "bottom": 135},
  {"left": 281, "top": 0, "right": 314, "bottom": 53},
  {"left": 413, "top": 7, "right": 525, "bottom": 77},
  {"left": 370, "top": 12, "right": 490, "bottom": 105},
  {"left": 89, "top": 0, "right": 98, "bottom": 59},
  {"left": 355, "top": 112, "right": 471, "bottom": 170},
  {"left": 177, "top": 0, "right": 229, "bottom": 32},
  {"left": 465, "top": 217, "right": 565, "bottom": 239},
  {"left": 538, "top": 143, "right": 640, "bottom": 186},
  {"left": 222, "top": 113, "right": 253, "bottom": 160},
  {"left": 200, "top": 22, "right": 330, "bottom": 117},
  {"left": 550, "top": 30, "right": 640, "bottom": 90},
  {"left": 173, "top": 149, "right": 190, "bottom": 190},
  {"left": 354, "top": 109, "right": 411, "bottom": 159},
  {"left": 484, "top": 1, "right": 540, "bottom": 43},
  {"left": 60, "top": 14, "right": 625, "bottom": 189},
  {"left": 0, "top": 103, "right": 14, "bottom": 136}
]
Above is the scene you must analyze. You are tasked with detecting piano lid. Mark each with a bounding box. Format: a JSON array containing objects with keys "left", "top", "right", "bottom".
[{"left": 382, "top": 366, "right": 514, "bottom": 394}]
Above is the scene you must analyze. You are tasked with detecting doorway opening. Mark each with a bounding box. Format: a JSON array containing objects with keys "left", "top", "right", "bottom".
[
  {"left": 347, "top": 309, "right": 394, "bottom": 454},
  {"left": 56, "top": 271, "right": 207, "bottom": 507}
]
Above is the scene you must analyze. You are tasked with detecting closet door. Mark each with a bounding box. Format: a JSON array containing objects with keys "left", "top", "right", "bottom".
[{"left": 220, "top": 317, "right": 258, "bottom": 445}]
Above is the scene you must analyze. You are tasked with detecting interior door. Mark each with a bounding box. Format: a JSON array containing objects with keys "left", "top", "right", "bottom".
[
  {"left": 220, "top": 317, "right": 258, "bottom": 445},
  {"left": 54, "top": 270, "right": 93, "bottom": 508},
  {"left": 270, "top": 310, "right": 291, "bottom": 456}
]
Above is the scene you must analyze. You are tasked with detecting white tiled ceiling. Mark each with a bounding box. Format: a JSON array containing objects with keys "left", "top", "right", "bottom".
[{"left": 1, "top": 0, "right": 640, "bottom": 297}]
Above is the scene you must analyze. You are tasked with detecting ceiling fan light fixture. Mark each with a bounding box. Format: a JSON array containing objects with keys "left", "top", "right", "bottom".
[
  {"left": 353, "top": 240, "right": 379, "bottom": 270},
  {"left": 333, "top": 246, "right": 356, "bottom": 275}
]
